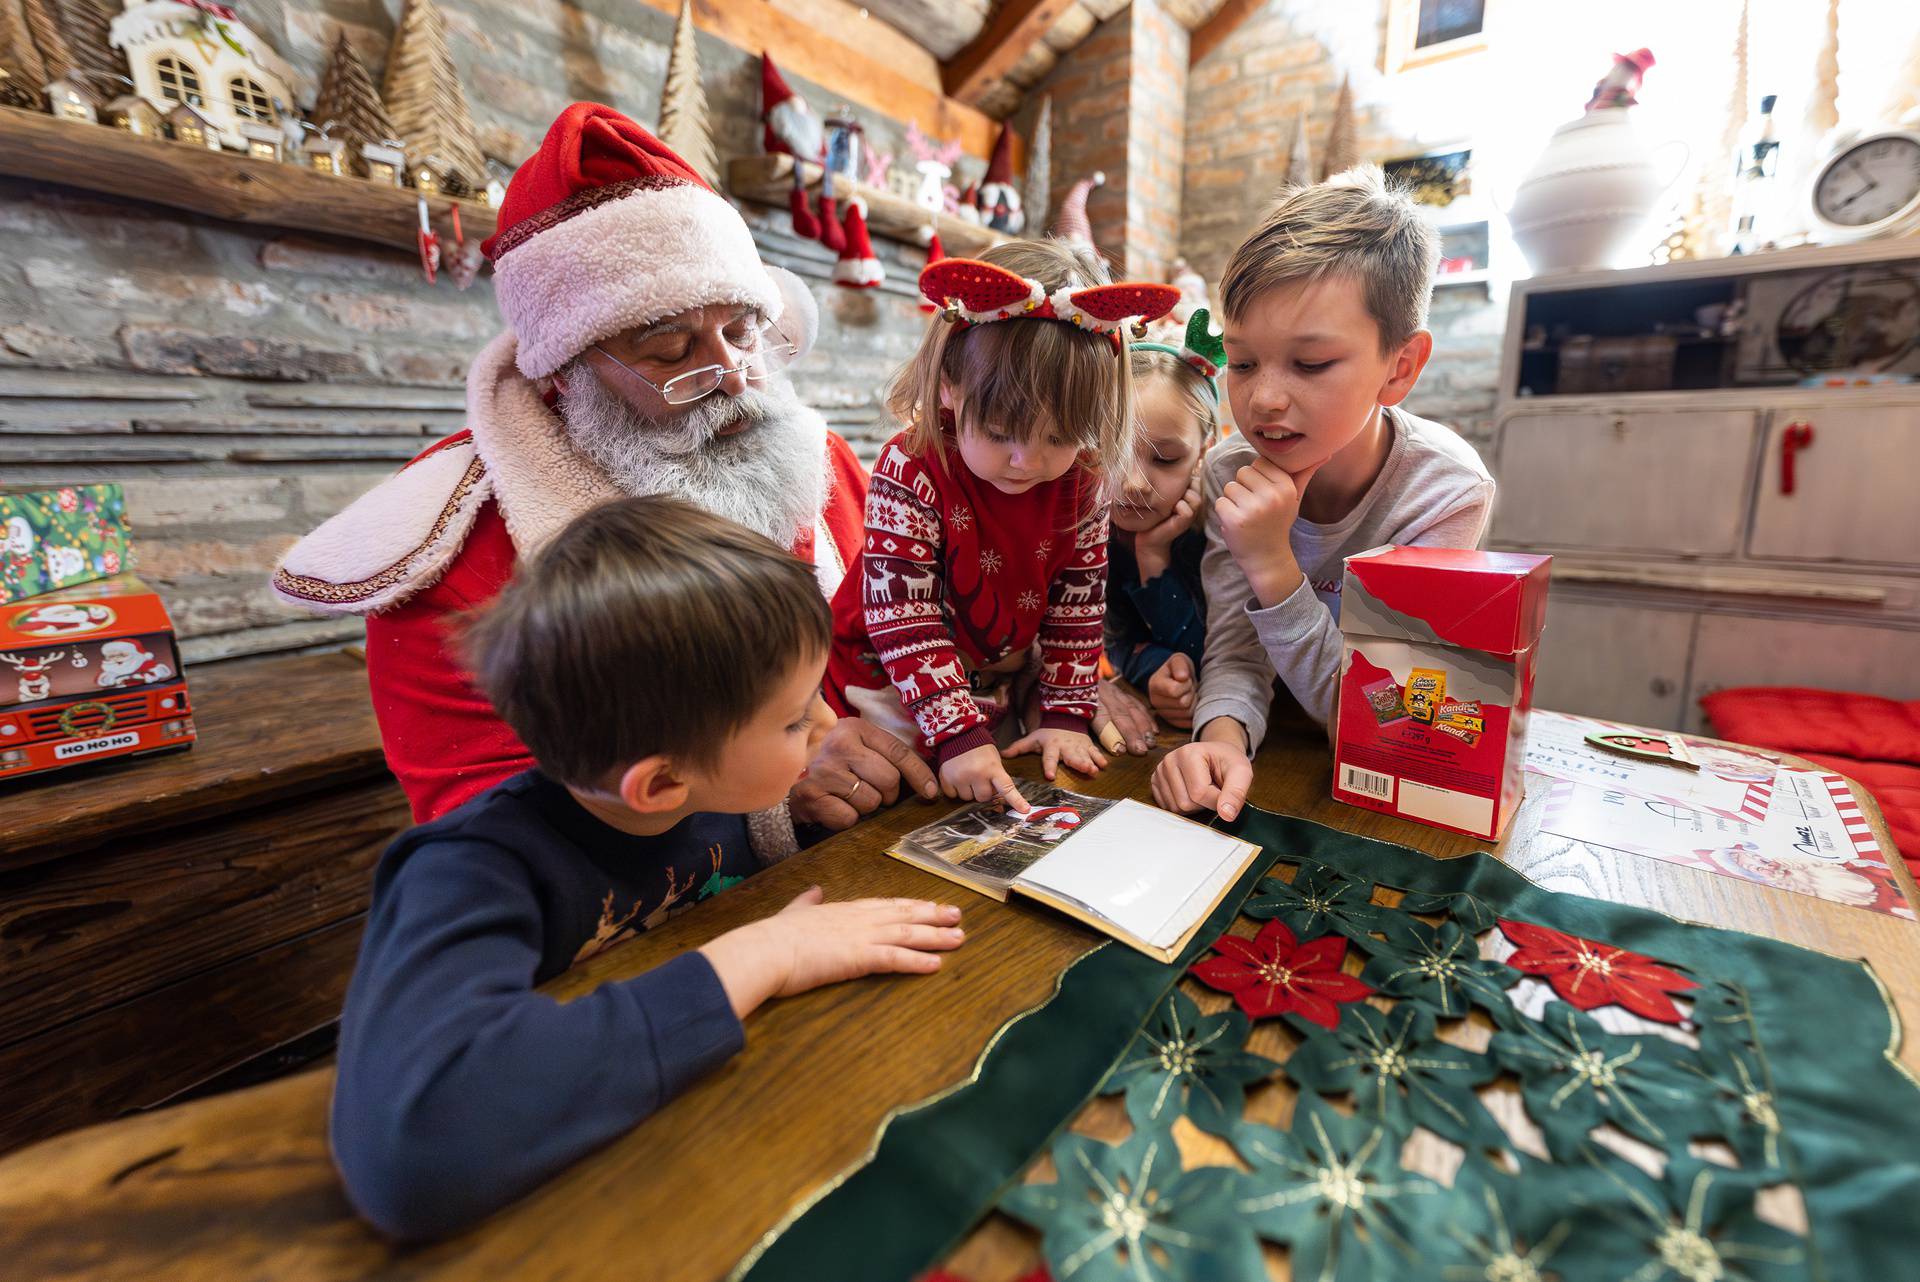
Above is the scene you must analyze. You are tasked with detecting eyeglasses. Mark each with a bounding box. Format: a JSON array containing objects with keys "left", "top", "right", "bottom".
[{"left": 591, "top": 331, "right": 799, "bottom": 406}]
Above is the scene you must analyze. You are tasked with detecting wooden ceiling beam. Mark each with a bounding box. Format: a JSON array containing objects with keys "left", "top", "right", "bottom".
[
  {"left": 1188, "top": 0, "right": 1262, "bottom": 66},
  {"left": 942, "top": 0, "right": 1074, "bottom": 107},
  {"left": 636, "top": 0, "right": 1004, "bottom": 158}
]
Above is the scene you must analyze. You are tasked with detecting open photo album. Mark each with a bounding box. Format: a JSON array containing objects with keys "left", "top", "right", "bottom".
[{"left": 888, "top": 784, "right": 1262, "bottom": 962}]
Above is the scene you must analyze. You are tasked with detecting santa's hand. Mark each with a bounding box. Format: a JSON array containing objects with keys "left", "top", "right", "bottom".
[
  {"left": 791, "top": 717, "right": 938, "bottom": 831},
  {"left": 1094, "top": 678, "right": 1156, "bottom": 755}
]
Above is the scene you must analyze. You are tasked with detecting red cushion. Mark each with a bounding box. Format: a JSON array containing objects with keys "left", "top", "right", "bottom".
[
  {"left": 1796, "top": 752, "right": 1920, "bottom": 877},
  {"left": 1700, "top": 687, "right": 1920, "bottom": 768}
]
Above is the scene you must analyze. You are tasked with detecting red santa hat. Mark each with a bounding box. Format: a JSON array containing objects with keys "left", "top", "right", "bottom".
[
  {"left": 482, "top": 102, "right": 786, "bottom": 380},
  {"left": 833, "top": 196, "right": 883, "bottom": 288}
]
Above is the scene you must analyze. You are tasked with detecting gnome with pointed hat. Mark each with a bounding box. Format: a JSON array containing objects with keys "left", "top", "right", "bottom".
[
  {"left": 977, "top": 122, "right": 1024, "bottom": 234},
  {"left": 273, "top": 103, "right": 936, "bottom": 843}
]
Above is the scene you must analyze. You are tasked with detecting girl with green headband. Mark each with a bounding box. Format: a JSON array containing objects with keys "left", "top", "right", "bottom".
[{"left": 1105, "top": 310, "right": 1226, "bottom": 730}]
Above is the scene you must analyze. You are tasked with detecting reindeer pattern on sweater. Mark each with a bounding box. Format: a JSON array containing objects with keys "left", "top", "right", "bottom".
[{"left": 826, "top": 431, "right": 1108, "bottom": 761}]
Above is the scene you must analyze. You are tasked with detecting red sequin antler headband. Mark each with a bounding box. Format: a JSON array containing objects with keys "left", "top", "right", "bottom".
[{"left": 919, "top": 258, "right": 1182, "bottom": 350}]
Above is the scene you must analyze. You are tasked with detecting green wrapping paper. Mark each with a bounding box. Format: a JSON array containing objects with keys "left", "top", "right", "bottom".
[{"left": 731, "top": 808, "right": 1920, "bottom": 1282}]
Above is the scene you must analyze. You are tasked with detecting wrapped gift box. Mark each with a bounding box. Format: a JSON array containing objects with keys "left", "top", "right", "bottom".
[
  {"left": 0, "top": 574, "right": 194, "bottom": 779},
  {"left": 0, "top": 485, "right": 133, "bottom": 606},
  {"left": 1331, "top": 546, "right": 1551, "bottom": 840}
]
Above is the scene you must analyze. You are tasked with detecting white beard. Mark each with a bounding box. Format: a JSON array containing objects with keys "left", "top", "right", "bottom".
[{"left": 556, "top": 364, "right": 831, "bottom": 548}]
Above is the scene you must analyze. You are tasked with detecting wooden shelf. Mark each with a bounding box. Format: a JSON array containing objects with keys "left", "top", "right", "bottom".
[
  {"left": 0, "top": 106, "right": 494, "bottom": 256},
  {"left": 727, "top": 154, "right": 1010, "bottom": 258}
]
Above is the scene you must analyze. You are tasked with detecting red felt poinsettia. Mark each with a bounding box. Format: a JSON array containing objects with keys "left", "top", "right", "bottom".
[
  {"left": 1498, "top": 919, "right": 1698, "bottom": 1024},
  {"left": 1190, "top": 920, "right": 1373, "bottom": 1028}
]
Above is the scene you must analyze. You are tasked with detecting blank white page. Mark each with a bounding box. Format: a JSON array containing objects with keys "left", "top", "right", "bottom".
[{"left": 1022, "top": 799, "right": 1248, "bottom": 949}]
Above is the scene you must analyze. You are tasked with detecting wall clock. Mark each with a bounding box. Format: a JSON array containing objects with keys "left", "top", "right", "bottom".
[{"left": 1809, "top": 126, "right": 1920, "bottom": 242}]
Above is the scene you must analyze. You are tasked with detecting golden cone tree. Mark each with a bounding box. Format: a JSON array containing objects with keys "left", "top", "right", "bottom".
[
  {"left": 1320, "top": 73, "right": 1356, "bottom": 180},
  {"left": 53, "top": 0, "right": 120, "bottom": 89},
  {"left": 657, "top": 0, "right": 716, "bottom": 185},
  {"left": 315, "top": 30, "right": 396, "bottom": 175},
  {"left": 0, "top": 0, "right": 74, "bottom": 90},
  {"left": 382, "top": 0, "right": 487, "bottom": 194}
]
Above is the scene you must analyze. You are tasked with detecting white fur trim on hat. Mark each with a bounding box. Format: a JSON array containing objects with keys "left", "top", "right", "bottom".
[{"left": 494, "top": 182, "right": 785, "bottom": 379}]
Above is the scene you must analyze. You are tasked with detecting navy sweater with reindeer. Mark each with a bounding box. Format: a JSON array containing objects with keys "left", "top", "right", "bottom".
[{"left": 331, "top": 768, "right": 755, "bottom": 1242}]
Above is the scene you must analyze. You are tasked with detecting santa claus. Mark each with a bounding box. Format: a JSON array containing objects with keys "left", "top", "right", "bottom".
[
  {"left": 272, "top": 103, "right": 942, "bottom": 840},
  {"left": 96, "top": 639, "right": 173, "bottom": 688}
]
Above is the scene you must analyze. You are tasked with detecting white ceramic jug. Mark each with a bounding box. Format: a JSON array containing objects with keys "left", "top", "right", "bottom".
[{"left": 1507, "top": 107, "right": 1677, "bottom": 274}]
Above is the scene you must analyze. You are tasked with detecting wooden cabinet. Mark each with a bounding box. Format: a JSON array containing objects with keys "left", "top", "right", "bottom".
[
  {"left": 1686, "top": 614, "right": 1920, "bottom": 733},
  {"left": 1493, "top": 410, "right": 1756, "bottom": 556},
  {"left": 1532, "top": 600, "right": 1696, "bottom": 727},
  {"left": 1489, "top": 239, "right": 1920, "bottom": 732},
  {"left": 1748, "top": 406, "right": 1920, "bottom": 567}
]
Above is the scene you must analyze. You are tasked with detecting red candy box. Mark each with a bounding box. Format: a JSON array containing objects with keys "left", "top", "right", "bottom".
[
  {"left": 0, "top": 574, "right": 195, "bottom": 779},
  {"left": 1331, "top": 546, "right": 1551, "bottom": 840}
]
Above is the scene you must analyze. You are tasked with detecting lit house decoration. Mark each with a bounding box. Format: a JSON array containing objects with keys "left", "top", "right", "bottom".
[
  {"left": 164, "top": 98, "right": 219, "bottom": 149},
  {"left": 44, "top": 73, "right": 100, "bottom": 121},
  {"left": 236, "top": 117, "right": 279, "bottom": 160},
  {"left": 109, "top": 0, "right": 299, "bottom": 151},
  {"left": 104, "top": 92, "right": 164, "bottom": 136},
  {"left": 360, "top": 139, "right": 405, "bottom": 186},
  {"left": 303, "top": 133, "right": 347, "bottom": 175}
]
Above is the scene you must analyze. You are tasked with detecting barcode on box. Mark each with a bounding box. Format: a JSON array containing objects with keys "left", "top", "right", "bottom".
[{"left": 1341, "top": 763, "right": 1395, "bottom": 802}]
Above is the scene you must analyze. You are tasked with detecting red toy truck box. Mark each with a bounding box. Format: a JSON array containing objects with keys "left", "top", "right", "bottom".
[
  {"left": 1331, "top": 546, "right": 1551, "bottom": 840},
  {"left": 0, "top": 574, "right": 195, "bottom": 780}
]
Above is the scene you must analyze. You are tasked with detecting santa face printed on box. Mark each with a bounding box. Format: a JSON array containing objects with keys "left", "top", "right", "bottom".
[{"left": 97, "top": 639, "right": 174, "bottom": 689}]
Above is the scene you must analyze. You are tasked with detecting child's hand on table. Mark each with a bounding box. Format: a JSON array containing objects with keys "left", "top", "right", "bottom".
[
  {"left": 699, "top": 887, "right": 965, "bottom": 1019},
  {"left": 1145, "top": 653, "right": 1195, "bottom": 728},
  {"left": 1152, "top": 717, "right": 1253, "bottom": 822},
  {"left": 1216, "top": 456, "right": 1325, "bottom": 609},
  {"left": 1006, "top": 727, "right": 1109, "bottom": 780},
  {"left": 940, "top": 742, "right": 1032, "bottom": 809}
]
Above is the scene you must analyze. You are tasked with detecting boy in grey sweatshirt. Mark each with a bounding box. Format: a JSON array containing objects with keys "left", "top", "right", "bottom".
[{"left": 1153, "top": 166, "right": 1494, "bottom": 823}]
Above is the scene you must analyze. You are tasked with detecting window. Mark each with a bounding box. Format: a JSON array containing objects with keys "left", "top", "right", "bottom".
[
  {"left": 230, "top": 76, "right": 275, "bottom": 122},
  {"left": 1384, "top": 0, "right": 1489, "bottom": 74},
  {"left": 1416, "top": 0, "right": 1484, "bottom": 48},
  {"left": 153, "top": 56, "right": 202, "bottom": 106}
]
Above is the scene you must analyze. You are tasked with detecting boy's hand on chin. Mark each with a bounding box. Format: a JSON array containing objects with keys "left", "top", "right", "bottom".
[
  {"left": 1216, "top": 456, "right": 1324, "bottom": 609},
  {"left": 700, "top": 887, "right": 965, "bottom": 1019}
]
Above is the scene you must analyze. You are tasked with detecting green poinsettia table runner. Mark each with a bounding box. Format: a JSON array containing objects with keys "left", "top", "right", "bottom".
[{"left": 731, "top": 807, "right": 1920, "bottom": 1282}]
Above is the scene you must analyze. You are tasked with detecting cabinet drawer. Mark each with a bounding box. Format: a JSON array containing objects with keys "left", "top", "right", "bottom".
[
  {"left": 1685, "top": 614, "right": 1920, "bottom": 734},
  {"left": 1748, "top": 407, "right": 1920, "bottom": 567},
  {"left": 1492, "top": 410, "right": 1757, "bottom": 555},
  {"left": 1532, "top": 600, "right": 1695, "bottom": 729}
]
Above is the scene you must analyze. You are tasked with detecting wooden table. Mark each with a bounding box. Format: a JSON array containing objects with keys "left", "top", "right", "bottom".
[
  {"left": 1, "top": 723, "right": 1912, "bottom": 1282},
  {"left": 0, "top": 651, "right": 404, "bottom": 1154}
]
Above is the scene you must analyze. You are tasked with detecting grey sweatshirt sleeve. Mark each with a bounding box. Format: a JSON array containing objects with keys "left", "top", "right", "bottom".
[
  {"left": 1243, "top": 482, "right": 1497, "bottom": 732},
  {"left": 1191, "top": 444, "right": 1279, "bottom": 750}
]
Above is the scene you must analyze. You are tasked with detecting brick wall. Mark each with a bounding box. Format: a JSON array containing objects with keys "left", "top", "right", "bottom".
[
  {"left": 1180, "top": 0, "right": 1503, "bottom": 452},
  {"left": 1017, "top": 0, "right": 1185, "bottom": 279},
  {"left": 0, "top": 1, "right": 949, "bottom": 663}
]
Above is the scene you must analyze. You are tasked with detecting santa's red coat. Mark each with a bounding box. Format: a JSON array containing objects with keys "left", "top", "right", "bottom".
[{"left": 365, "top": 430, "right": 870, "bottom": 822}]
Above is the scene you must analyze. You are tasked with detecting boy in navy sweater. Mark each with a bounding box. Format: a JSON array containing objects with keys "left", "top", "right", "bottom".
[{"left": 330, "top": 496, "right": 966, "bottom": 1241}]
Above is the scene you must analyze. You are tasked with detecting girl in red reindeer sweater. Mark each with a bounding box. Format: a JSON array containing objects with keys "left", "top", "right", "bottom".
[{"left": 825, "top": 241, "right": 1179, "bottom": 810}]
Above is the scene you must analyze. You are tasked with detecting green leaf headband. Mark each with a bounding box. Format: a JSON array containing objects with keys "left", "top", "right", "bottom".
[{"left": 1132, "top": 308, "right": 1226, "bottom": 401}]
